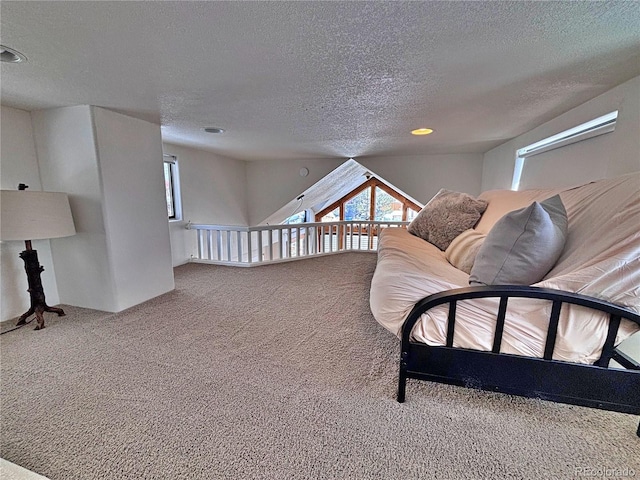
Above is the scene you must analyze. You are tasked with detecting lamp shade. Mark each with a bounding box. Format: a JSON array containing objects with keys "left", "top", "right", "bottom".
[{"left": 1, "top": 190, "right": 76, "bottom": 241}]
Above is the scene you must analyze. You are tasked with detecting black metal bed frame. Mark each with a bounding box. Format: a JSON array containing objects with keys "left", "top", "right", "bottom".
[{"left": 397, "top": 286, "right": 640, "bottom": 436}]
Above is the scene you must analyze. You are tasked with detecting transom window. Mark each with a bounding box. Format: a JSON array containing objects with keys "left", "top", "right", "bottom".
[{"left": 511, "top": 110, "right": 618, "bottom": 190}]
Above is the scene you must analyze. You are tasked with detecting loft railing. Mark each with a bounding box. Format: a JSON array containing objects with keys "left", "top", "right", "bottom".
[{"left": 187, "top": 220, "right": 408, "bottom": 266}]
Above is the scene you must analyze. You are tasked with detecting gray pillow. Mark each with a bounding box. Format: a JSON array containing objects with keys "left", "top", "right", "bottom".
[
  {"left": 408, "top": 189, "right": 488, "bottom": 251},
  {"left": 469, "top": 195, "right": 567, "bottom": 286}
]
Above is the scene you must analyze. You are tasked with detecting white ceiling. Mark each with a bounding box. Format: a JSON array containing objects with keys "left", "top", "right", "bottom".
[{"left": 1, "top": 1, "right": 639, "bottom": 162}]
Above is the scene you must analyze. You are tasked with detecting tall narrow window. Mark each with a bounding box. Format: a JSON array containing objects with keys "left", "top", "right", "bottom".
[
  {"left": 163, "top": 154, "right": 181, "bottom": 220},
  {"left": 344, "top": 187, "right": 371, "bottom": 221},
  {"left": 374, "top": 187, "right": 398, "bottom": 221}
]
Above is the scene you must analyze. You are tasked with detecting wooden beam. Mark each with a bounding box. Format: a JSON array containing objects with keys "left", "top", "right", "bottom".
[
  {"left": 374, "top": 180, "right": 422, "bottom": 212},
  {"left": 369, "top": 185, "right": 376, "bottom": 221},
  {"left": 316, "top": 178, "right": 376, "bottom": 221},
  {"left": 314, "top": 177, "right": 422, "bottom": 222}
]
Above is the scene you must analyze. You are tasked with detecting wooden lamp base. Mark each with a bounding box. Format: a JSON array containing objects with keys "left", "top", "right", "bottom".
[{"left": 15, "top": 241, "right": 65, "bottom": 330}]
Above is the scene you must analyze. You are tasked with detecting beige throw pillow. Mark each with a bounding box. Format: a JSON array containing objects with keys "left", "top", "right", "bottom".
[
  {"left": 408, "top": 189, "right": 488, "bottom": 250},
  {"left": 445, "top": 229, "right": 486, "bottom": 274}
]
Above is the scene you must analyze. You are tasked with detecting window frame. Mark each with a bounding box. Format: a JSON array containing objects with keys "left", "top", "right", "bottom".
[
  {"left": 315, "top": 178, "right": 422, "bottom": 222},
  {"left": 511, "top": 111, "right": 618, "bottom": 190},
  {"left": 163, "top": 154, "right": 182, "bottom": 221}
]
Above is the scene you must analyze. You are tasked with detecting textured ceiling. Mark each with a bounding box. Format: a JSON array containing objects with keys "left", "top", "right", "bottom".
[{"left": 1, "top": 1, "right": 639, "bottom": 162}]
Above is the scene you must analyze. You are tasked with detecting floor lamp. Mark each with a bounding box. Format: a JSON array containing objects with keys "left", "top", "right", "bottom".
[{"left": 1, "top": 184, "right": 76, "bottom": 330}]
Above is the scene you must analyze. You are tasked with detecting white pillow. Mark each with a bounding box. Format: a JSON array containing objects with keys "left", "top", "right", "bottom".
[
  {"left": 469, "top": 195, "right": 567, "bottom": 286},
  {"left": 445, "top": 229, "right": 486, "bottom": 274}
]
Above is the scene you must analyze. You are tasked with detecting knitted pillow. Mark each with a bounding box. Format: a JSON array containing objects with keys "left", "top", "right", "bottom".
[{"left": 408, "top": 189, "right": 488, "bottom": 250}]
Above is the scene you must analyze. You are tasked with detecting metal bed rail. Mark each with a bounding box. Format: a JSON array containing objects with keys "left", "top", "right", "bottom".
[{"left": 397, "top": 286, "right": 640, "bottom": 435}]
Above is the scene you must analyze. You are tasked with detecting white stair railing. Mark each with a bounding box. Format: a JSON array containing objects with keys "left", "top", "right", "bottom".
[{"left": 187, "top": 221, "right": 408, "bottom": 266}]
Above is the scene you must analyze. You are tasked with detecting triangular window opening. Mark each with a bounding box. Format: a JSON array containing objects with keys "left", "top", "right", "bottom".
[{"left": 314, "top": 177, "right": 422, "bottom": 223}]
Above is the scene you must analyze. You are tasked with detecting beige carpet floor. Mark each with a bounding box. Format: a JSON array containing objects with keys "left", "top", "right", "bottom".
[{"left": 1, "top": 253, "right": 639, "bottom": 479}]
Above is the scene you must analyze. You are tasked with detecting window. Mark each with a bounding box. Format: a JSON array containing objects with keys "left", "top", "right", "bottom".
[
  {"left": 374, "top": 187, "right": 400, "bottom": 221},
  {"left": 321, "top": 208, "right": 340, "bottom": 222},
  {"left": 284, "top": 211, "right": 306, "bottom": 224},
  {"left": 315, "top": 178, "right": 422, "bottom": 223},
  {"left": 511, "top": 111, "right": 618, "bottom": 190},
  {"left": 344, "top": 188, "right": 371, "bottom": 221},
  {"left": 163, "top": 154, "right": 181, "bottom": 220}
]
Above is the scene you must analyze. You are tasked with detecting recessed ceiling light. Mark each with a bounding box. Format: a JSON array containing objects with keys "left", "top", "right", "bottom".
[
  {"left": 411, "top": 128, "right": 434, "bottom": 136},
  {"left": 0, "top": 45, "right": 27, "bottom": 63},
  {"left": 204, "top": 127, "right": 225, "bottom": 134}
]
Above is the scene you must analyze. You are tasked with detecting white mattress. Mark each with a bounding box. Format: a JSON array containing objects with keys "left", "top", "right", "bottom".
[{"left": 370, "top": 173, "right": 640, "bottom": 364}]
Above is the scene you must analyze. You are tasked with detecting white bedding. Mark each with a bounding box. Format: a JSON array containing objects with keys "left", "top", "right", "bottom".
[{"left": 370, "top": 173, "right": 640, "bottom": 364}]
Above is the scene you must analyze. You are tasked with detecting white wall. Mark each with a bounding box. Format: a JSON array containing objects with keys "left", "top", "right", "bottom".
[
  {"left": 1, "top": 106, "right": 60, "bottom": 321},
  {"left": 162, "top": 142, "right": 249, "bottom": 265},
  {"left": 93, "top": 108, "right": 175, "bottom": 310},
  {"left": 246, "top": 157, "right": 345, "bottom": 226},
  {"left": 359, "top": 153, "right": 484, "bottom": 204},
  {"left": 245, "top": 154, "right": 485, "bottom": 225},
  {"left": 482, "top": 75, "right": 640, "bottom": 191},
  {"left": 32, "top": 105, "right": 174, "bottom": 313},
  {"left": 32, "top": 105, "right": 117, "bottom": 312}
]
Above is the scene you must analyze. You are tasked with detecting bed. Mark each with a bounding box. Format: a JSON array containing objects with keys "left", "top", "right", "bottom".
[{"left": 370, "top": 173, "right": 640, "bottom": 435}]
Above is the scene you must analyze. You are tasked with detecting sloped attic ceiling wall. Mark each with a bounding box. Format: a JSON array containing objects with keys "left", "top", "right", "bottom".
[{"left": 260, "top": 159, "right": 422, "bottom": 225}]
